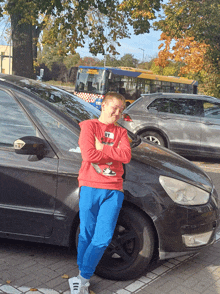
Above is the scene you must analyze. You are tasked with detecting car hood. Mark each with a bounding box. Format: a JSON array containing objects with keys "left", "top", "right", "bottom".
[{"left": 131, "top": 140, "right": 213, "bottom": 193}]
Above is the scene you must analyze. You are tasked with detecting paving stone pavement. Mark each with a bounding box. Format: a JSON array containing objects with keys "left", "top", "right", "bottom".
[{"left": 0, "top": 161, "right": 220, "bottom": 294}]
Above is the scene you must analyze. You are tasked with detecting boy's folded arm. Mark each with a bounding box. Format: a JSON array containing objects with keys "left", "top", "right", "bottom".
[
  {"left": 102, "top": 130, "right": 131, "bottom": 163},
  {"left": 79, "top": 123, "right": 109, "bottom": 162}
]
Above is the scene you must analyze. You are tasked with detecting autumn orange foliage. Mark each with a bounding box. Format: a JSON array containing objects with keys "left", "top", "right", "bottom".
[{"left": 155, "top": 33, "right": 209, "bottom": 75}]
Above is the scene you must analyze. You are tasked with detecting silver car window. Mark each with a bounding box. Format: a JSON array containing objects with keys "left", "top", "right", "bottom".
[
  {"left": 169, "top": 99, "right": 203, "bottom": 116},
  {"left": 203, "top": 102, "right": 220, "bottom": 119},
  {"left": 148, "top": 98, "right": 203, "bottom": 117},
  {"left": 20, "top": 101, "right": 80, "bottom": 156},
  {"left": 148, "top": 98, "right": 170, "bottom": 112}
]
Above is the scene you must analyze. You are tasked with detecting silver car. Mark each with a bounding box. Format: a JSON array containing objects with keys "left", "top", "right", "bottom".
[{"left": 119, "top": 93, "right": 220, "bottom": 158}]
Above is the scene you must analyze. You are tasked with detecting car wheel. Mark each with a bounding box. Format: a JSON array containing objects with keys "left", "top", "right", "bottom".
[
  {"left": 95, "top": 206, "right": 155, "bottom": 280},
  {"left": 141, "top": 131, "right": 165, "bottom": 146}
]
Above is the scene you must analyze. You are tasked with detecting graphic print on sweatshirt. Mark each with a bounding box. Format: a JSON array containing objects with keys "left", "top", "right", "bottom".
[
  {"left": 100, "top": 131, "right": 114, "bottom": 146},
  {"left": 92, "top": 131, "right": 117, "bottom": 176}
]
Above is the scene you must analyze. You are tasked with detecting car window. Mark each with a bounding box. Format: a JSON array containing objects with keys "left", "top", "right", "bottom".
[
  {"left": 169, "top": 98, "right": 203, "bottom": 116},
  {"left": 0, "top": 90, "right": 37, "bottom": 147},
  {"left": 203, "top": 102, "right": 220, "bottom": 119},
  {"left": 148, "top": 98, "right": 170, "bottom": 112},
  {"left": 20, "top": 100, "right": 80, "bottom": 156},
  {"left": 0, "top": 75, "right": 100, "bottom": 122}
]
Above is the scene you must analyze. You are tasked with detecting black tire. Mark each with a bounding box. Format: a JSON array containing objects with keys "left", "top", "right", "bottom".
[
  {"left": 95, "top": 206, "right": 155, "bottom": 280},
  {"left": 141, "top": 131, "right": 165, "bottom": 147}
]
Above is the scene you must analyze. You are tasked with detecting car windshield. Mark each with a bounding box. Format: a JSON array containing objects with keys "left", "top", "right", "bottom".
[
  {"left": 0, "top": 74, "right": 140, "bottom": 146},
  {"left": 0, "top": 75, "right": 100, "bottom": 123}
]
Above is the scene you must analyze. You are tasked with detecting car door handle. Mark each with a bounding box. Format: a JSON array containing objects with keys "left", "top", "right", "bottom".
[{"left": 204, "top": 121, "right": 214, "bottom": 125}]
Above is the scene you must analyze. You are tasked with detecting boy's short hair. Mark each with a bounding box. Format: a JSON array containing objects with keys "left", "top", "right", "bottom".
[{"left": 102, "top": 92, "right": 126, "bottom": 108}]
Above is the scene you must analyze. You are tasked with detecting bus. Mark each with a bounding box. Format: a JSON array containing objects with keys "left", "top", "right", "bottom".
[{"left": 74, "top": 66, "right": 198, "bottom": 110}]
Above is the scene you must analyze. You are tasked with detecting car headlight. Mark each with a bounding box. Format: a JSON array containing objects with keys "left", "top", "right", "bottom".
[{"left": 159, "top": 176, "right": 210, "bottom": 205}]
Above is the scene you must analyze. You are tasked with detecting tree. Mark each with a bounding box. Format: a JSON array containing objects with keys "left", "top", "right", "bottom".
[
  {"left": 3, "top": 0, "right": 57, "bottom": 78},
  {"left": 37, "top": 44, "right": 65, "bottom": 70},
  {"left": 99, "top": 54, "right": 120, "bottom": 67},
  {"left": 42, "top": 0, "right": 161, "bottom": 56},
  {"left": 154, "top": 33, "right": 208, "bottom": 75},
  {"left": 10, "top": 13, "right": 34, "bottom": 78},
  {"left": 63, "top": 53, "right": 81, "bottom": 69},
  {"left": 155, "top": 0, "right": 220, "bottom": 60},
  {"left": 151, "top": 58, "right": 180, "bottom": 77},
  {"left": 154, "top": 0, "right": 220, "bottom": 96},
  {"left": 1, "top": 0, "right": 162, "bottom": 78},
  {"left": 119, "top": 54, "right": 139, "bottom": 68},
  {"left": 78, "top": 56, "right": 100, "bottom": 67}
]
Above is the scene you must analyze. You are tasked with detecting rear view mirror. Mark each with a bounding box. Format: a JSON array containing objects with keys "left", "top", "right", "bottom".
[{"left": 14, "top": 136, "right": 46, "bottom": 159}]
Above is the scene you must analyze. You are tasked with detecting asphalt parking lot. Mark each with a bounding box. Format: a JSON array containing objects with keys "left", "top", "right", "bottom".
[{"left": 0, "top": 160, "right": 220, "bottom": 294}]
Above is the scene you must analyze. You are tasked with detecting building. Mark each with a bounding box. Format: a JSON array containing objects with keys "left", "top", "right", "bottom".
[{"left": 0, "top": 45, "right": 12, "bottom": 74}]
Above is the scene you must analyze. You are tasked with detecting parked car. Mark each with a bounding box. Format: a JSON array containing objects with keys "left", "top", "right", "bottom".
[
  {"left": 0, "top": 75, "right": 219, "bottom": 281},
  {"left": 120, "top": 93, "right": 220, "bottom": 158}
]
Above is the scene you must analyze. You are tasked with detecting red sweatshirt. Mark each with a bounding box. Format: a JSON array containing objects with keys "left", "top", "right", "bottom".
[{"left": 78, "top": 119, "right": 131, "bottom": 190}]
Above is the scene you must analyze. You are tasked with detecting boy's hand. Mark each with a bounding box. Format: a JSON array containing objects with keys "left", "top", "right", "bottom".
[{"left": 95, "top": 137, "right": 104, "bottom": 151}]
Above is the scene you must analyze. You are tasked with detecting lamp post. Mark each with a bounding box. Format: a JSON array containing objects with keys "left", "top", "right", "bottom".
[{"left": 139, "top": 48, "right": 145, "bottom": 62}]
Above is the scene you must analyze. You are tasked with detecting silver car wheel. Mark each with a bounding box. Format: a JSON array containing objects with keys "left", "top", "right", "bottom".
[
  {"left": 145, "top": 135, "right": 161, "bottom": 145},
  {"left": 141, "top": 131, "right": 165, "bottom": 147}
]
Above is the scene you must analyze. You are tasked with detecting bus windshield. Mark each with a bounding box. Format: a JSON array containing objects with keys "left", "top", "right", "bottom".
[{"left": 75, "top": 67, "right": 108, "bottom": 95}]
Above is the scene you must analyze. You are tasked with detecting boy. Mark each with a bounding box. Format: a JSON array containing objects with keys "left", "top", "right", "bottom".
[{"left": 69, "top": 92, "right": 131, "bottom": 294}]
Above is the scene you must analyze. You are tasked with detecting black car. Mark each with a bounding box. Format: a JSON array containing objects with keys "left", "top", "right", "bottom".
[{"left": 0, "top": 74, "right": 219, "bottom": 281}]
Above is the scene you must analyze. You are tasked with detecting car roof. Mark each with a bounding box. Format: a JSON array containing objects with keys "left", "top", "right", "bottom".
[
  {"left": 124, "top": 92, "right": 220, "bottom": 112},
  {"left": 141, "top": 92, "right": 219, "bottom": 102}
]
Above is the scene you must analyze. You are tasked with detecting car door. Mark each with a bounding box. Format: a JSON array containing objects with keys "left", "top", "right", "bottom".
[
  {"left": 0, "top": 88, "right": 58, "bottom": 237},
  {"left": 157, "top": 98, "right": 203, "bottom": 154},
  {"left": 201, "top": 101, "right": 220, "bottom": 156},
  {"left": 17, "top": 96, "right": 82, "bottom": 244}
]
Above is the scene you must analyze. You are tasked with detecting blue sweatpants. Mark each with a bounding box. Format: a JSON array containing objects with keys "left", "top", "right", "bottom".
[{"left": 77, "top": 186, "right": 124, "bottom": 279}]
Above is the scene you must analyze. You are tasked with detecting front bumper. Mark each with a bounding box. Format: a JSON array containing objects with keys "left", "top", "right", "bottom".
[
  {"left": 159, "top": 230, "right": 217, "bottom": 260},
  {"left": 155, "top": 187, "right": 219, "bottom": 260}
]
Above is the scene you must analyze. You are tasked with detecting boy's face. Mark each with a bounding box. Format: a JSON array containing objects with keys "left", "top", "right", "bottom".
[{"left": 101, "top": 98, "right": 125, "bottom": 124}]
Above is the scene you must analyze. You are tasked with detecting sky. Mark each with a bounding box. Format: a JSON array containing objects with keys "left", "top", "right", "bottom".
[{"left": 75, "top": 27, "right": 162, "bottom": 62}]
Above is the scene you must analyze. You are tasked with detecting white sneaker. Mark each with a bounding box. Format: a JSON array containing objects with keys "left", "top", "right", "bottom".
[
  {"left": 68, "top": 276, "right": 90, "bottom": 294},
  {"left": 80, "top": 282, "right": 90, "bottom": 294}
]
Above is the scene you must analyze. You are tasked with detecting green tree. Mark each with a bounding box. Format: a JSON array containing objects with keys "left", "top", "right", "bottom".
[
  {"left": 138, "top": 59, "right": 155, "bottom": 70},
  {"left": 99, "top": 54, "right": 120, "bottom": 67},
  {"left": 99, "top": 53, "right": 139, "bottom": 68},
  {"left": 63, "top": 53, "right": 81, "bottom": 69},
  {"left": 38, "top": 44, "right": 64, "bottom": 70},
  {"left": 119, "top": 54, "right": 139, "bottom": 68},
  {"left": 38, "top": 41, "right": 81, "bottom": 71},
  {"left": 150, "top": 59, "right": 179, "bottom": 76},
  {"left": 1, "top": 0, "right": 162, "bottom": 78}
]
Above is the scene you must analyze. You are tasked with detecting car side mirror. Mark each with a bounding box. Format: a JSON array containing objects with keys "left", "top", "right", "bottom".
[{"left": 14, "top": 136, "right": 46, "bottom": 159}]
